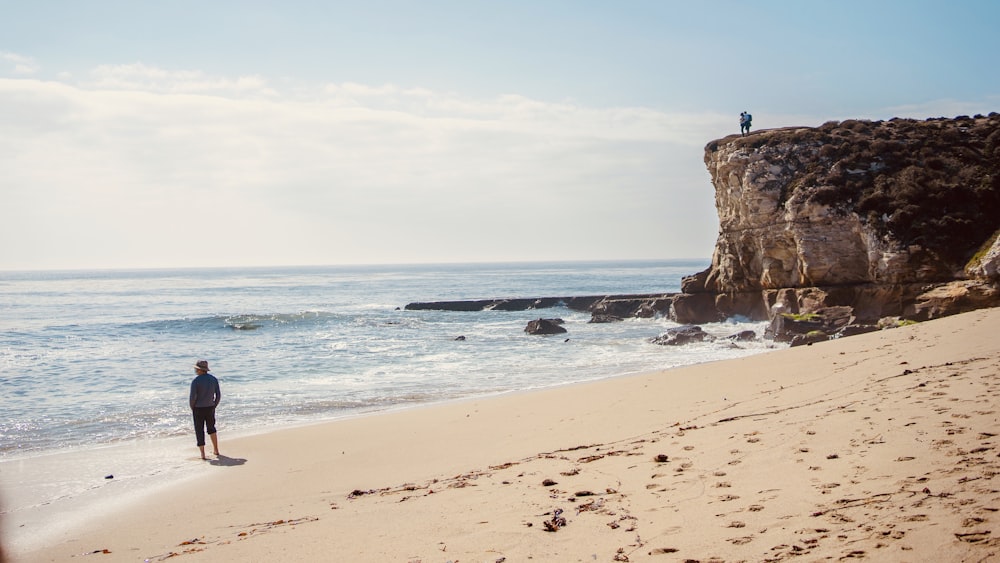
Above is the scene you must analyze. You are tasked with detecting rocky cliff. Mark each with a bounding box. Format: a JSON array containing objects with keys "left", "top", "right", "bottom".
[{"left": 675, "top": 114, "right": 1000, "bottom": 327}]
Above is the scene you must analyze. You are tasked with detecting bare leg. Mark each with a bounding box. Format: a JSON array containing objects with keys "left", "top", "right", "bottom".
[
  {"left": 199, "top": 445, "right": 207, "bottom": 460},
  {"left": 210, "top": 432, "right": 220, "bottom": 456}
]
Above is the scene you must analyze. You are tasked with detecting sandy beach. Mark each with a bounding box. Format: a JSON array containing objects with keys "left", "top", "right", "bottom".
[{"left": 8, "top": 307, "right": 1000, "bottom": 562}]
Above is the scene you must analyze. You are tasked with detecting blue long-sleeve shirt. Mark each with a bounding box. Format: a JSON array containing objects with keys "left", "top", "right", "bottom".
[{"left": 190, "top": 373, "right": 221, "bottom": 409}]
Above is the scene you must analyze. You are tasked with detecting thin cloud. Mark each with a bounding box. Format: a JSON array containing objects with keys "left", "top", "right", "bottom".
[
  {"left": 1, "top": 51, "right": 39, "bottom": 74},
  {"left": 87, "top": 62, "right": 275, "bottom": 96},
  {"left": 885, "top": 99, "right": 1000, "bottom": 120},
  {"left": 0, "top": 67, "right": 725, "bottom": 269}
]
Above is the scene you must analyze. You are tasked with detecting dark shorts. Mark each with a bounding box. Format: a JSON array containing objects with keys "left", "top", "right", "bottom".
[{"left": 192, "top": 406, "right": 217, "bottom": 446}]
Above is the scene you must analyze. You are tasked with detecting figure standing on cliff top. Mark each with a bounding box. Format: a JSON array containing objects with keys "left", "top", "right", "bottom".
[{"left": 740, "top": 111, "right": 752, "bottom": 136}]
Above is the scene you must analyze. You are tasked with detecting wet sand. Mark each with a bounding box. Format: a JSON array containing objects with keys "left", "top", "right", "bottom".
[{"left": 11, "top": 307, "right": 1000, "bottom": 562}]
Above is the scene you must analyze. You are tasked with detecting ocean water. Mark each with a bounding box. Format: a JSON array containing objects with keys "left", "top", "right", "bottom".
[
  {"left": 0, "top": 259, "right": 781, "bottom": 458},
  {"left": 0, "top": 260, "right": 779, "bottom": 549}
]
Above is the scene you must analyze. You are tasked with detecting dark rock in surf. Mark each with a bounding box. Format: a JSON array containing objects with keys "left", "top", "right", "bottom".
[
  {"left": 789, "top": 332, "right": 830, "bottom": 347},
  {"left": 651, "top": 325, "right": 714, "bottom": 346},
  {"left": 727, "top": 330, "right": 758, "bottom": 342},
  {"left": 525, "top": 318, "right": 567, "bottom": 335}
]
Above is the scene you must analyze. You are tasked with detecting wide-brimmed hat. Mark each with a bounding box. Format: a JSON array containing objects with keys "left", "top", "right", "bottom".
[{"left": 194, "top": 360, "right": 210, "bottom": 371}]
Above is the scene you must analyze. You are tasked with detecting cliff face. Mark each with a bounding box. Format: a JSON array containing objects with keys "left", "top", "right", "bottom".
[{"left": 677, "top": 114, "right": 1000, "bottom": 325}]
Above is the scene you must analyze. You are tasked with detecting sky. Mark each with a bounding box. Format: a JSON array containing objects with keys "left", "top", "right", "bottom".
[{"left": 2, "top": 1, "right": 998, "bottom": 271}]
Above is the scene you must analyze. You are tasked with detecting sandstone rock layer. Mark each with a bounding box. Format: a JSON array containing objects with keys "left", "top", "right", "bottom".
[{"left": 677, "top": 114, "right": 1000, "bottom": 324}]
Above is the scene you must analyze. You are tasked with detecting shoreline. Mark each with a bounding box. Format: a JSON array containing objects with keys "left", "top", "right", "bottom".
[
  {"left": 2, "top": 349, "right": 772, "bottom": 554},
  {"left": 1, "top": 314, "right": 776, "bottom": 463},
  {"left": 7, "top": 307, "right": 1000, "bottom": 561}
]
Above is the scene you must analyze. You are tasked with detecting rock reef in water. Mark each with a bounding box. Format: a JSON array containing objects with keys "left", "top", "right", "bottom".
[
  {"left": 405, "top": 294, "right": 675, "bottom": 320},
  {"left": 675, "top": 114, "right": 1000, "bottom": 330}
]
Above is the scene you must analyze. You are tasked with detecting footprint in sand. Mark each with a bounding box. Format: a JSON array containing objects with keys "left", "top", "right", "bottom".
[
  {"left": 955, "top": 531, "right": 992, "bottom": 543},
  {"left": 728, "top": 536, "right": 754, "bottom": 545},
  {"left": 795, "top": 527, "right": 830, "bottom": 535},
  {"left": 818, "top": 483, "right": 840, "bottom": 494}
]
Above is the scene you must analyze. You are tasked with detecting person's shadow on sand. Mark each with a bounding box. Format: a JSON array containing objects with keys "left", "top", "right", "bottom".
[{"left": 209, "top": 454, "right": 247, "bottom": 467}]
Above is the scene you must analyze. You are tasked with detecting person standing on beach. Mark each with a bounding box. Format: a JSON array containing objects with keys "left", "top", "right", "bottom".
[{"left": 189, "top": 360, "right": 221, "bottom": 460}]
